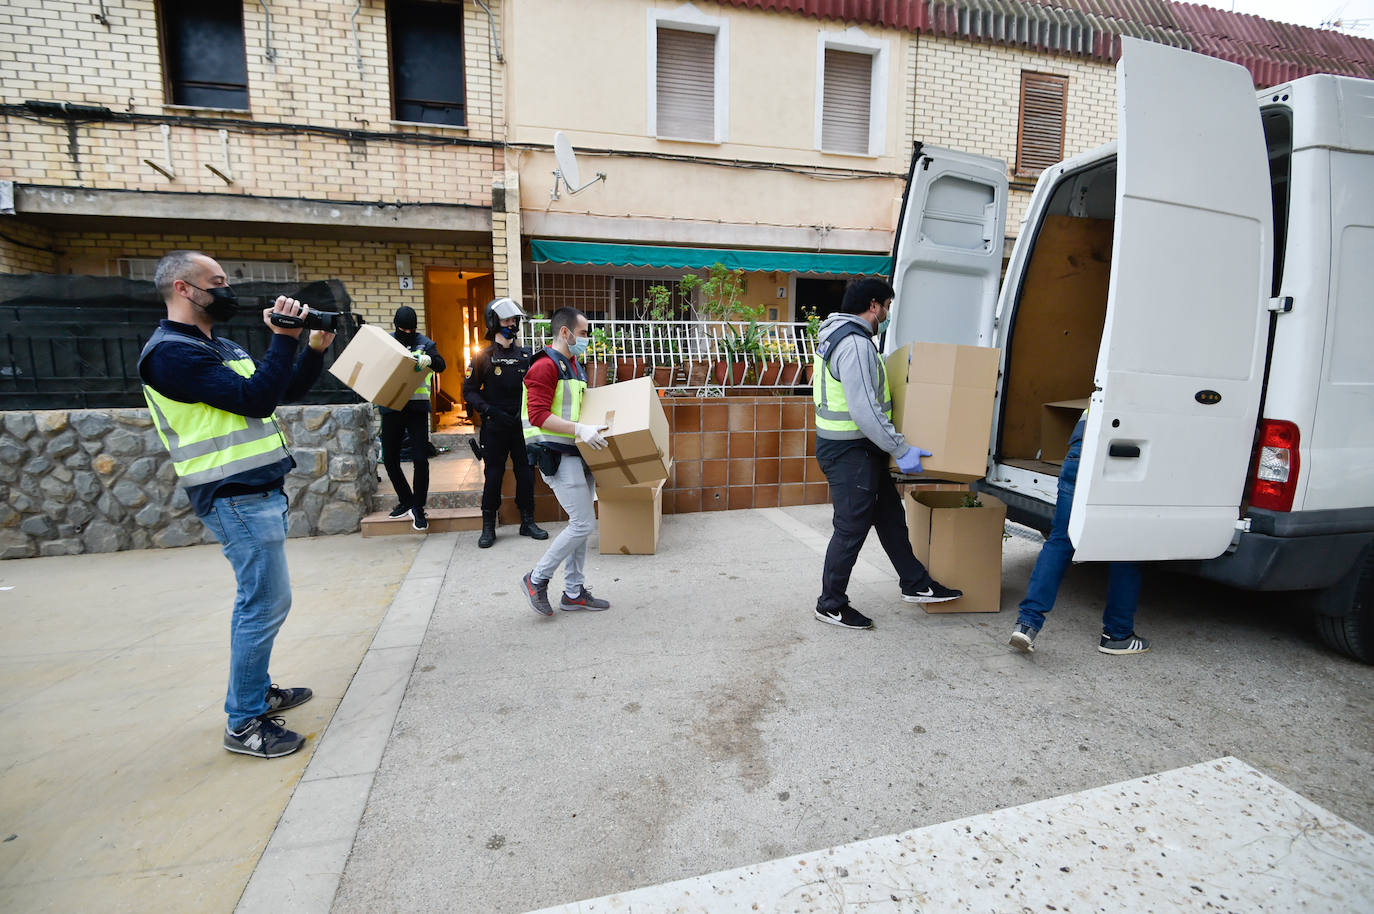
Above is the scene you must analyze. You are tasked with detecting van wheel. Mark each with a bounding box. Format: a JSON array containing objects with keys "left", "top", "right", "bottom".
[{"left": 1312, "top": 544, "right": 1373, "bottom": 664}]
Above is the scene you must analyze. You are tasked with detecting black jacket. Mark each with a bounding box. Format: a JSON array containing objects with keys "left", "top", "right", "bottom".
[{"left": 463, "top": 342, "right": 532, "bottom": 428}]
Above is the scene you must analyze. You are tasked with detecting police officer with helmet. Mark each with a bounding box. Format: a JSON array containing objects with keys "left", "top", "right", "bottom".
[{"left": 463, "top": 297, "right": 548, "bottom": 547}]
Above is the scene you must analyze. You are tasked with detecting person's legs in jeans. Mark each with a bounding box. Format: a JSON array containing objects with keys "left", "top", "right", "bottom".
[
  {"left": 201, "top": 490, "right": 293, "bottom": 732},
  {"left": 380, "top": 411, "right": 414, "bottom": 507},
  {"left": 1101, "top": 562, "right": 1143, "bottom": 640},
  {"left": 404, "top": 409, "right": 431, "bottom": 508},
  {"left": 817, "top": 445, "right": 879, "bottom": 612},
  {"left": 1016, "top": 423, "right": 1084, "bottom": 633},
  {"left": 531, "top": 456, "right": 595, "bottom": 594},
  {"left": 479, "top": 422, "right": 509, "bottom": 514},
  {"left": 869, "top": 452, "right": 935, "bottom": 592}
]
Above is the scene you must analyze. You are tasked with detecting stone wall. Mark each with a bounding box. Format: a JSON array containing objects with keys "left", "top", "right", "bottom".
[{"left": 0, "top": 405, "right": 377, "bottom": 559}]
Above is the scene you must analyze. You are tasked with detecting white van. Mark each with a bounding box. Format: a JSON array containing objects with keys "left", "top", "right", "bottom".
[{"left": 886, "top": 39, "right": 1374, "bottom": 662}]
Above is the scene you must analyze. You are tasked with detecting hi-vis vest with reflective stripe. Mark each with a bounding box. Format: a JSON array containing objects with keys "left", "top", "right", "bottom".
[
  {"left": 521, "top": 347, "right": 586, "bottom": 450},
  {"left": 813, "top": 321, "right": 890, "bottom": 440},
  {"left": 137, "top": 328, "right": 290, "bottom": 488},
  {"left": 405, "top": 344, "right": 432, "bottom": 401}
]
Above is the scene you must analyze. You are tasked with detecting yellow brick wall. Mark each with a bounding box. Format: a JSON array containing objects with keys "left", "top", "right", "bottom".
[
  {"left": 0, "top": 0, "right": 503, "bottom": 206},
  {"left": 909, "top": 37, "right": 1117, "bottom": 233},
  {"left": 0, "top": 221, "right": 58, "bottom": 273},
  {"left": 52, "top": 232, "right": 492, "bottom": 329}
]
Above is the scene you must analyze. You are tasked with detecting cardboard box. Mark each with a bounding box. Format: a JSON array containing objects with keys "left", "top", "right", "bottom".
[
  {"left": 328, "top": 324, "right": 426, "bottom": 410},
  {"left": 598, "top": 478, "right": 664, "bottom": 554},
  {"left": 885, "top": 342, "right": 1000, "bottom": 482},
  {"left": 1040, "top": 399, "right": 1090, "bottom": 463},
  {"left": 577, "top": 376, "right": 672, "bottom": 487},
  {"left": 906, "top": 491, "right": 1007, "bottom": 613}
]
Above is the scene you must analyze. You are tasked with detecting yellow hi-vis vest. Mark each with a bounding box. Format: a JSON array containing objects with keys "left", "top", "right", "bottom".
[
  {"left": 813, "top": 321, "right": 890, "bottom": 440},
  {"left": 138, "top": 328, "right": 290, "bottom": 488},
  {"left": 521, "top": 347, "right": 586, "bottom": 450}
]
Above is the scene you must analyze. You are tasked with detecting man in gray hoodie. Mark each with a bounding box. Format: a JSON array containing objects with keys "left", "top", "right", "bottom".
[{"left": 812, "top": 278, "right": 962, "bottom": 629}]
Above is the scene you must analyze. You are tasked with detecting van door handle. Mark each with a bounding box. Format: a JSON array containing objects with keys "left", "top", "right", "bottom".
[{"left": 1108, "top": 443, "right": 1140, "bottom": 458}]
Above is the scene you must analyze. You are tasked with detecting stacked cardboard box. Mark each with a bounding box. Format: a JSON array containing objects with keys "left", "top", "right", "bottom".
[
  {"left": 885, "top": 341, "right": 1000, "bottom": 482},
  {"left": 1039, "top": 398, "right": 1090, "bottom": 463},
  {"left": 906, "top": 491, "right": 1007, "bottom": 613},
  {"left": 576, "top": 377, "right": 672, "bottom": 554},
  {"left": 327, "top": 324, "right": 427, "bottom": 410}
]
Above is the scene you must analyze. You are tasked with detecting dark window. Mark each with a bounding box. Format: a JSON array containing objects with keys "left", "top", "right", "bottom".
[
  {"left": 389, "top": 0, "right": 466, "bottom": 126},
  {"left": 159, "top": 0, "right": 249, "bottom": 109},
  {"left": 1016, "top": 71, "right": 1068, "bottom": 176}
]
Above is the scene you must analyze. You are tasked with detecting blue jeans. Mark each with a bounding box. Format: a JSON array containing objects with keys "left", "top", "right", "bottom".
[
  {"left": 200, "top": 489, "right": 292, "bottom": 731},
  {"left": 1017, "top": 421, "right": 1142, "bottom": 640}
]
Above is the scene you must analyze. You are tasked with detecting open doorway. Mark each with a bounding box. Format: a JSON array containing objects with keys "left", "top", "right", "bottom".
[
  {"left": 795, "top": 277, "right": 848, "bottom": 321},
  {"left": 425, "top": 267, "right": 494, "bottom": 432}
]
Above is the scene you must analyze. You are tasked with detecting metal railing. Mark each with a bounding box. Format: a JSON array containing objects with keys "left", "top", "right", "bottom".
[{"left": 522, "top": 319, "right": 818, "bottom": 395}]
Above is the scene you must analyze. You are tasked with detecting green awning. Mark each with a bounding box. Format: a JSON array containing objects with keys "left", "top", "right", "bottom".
[{"left": 528, "top": 240, "right": 890, "bottom": 276}]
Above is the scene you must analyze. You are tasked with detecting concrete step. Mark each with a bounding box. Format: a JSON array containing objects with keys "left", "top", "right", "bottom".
[{"left": 360, "top": 507, "right": 483, "bottom": 537}]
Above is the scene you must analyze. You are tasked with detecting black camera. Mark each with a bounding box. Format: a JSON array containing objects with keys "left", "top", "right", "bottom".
[{"left": 268, "top": 309, "right": 352, "bottom": 333}]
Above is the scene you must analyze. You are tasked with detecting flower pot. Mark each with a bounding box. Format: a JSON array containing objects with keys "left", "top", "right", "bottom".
[
  {"left": 756, "top": 361, "right": 782, "bottom": 387},
  {"left": 652, "top": 364, "right": 676, "bottom": 388},
  {"left": 614, "top": 357, "right": 646, "bottom": 383},
  {"left": 585, "top": 361, "right": 610, "bottom": 388},
  {"left": 778, "top": 362, "right": 803, "bottom": 387},
  {"left": 712, "top": 360, "right": 747, "bottom": 385}
]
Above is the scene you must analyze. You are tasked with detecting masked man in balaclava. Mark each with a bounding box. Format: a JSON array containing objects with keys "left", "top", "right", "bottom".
[{"left": 380, "top": 305, "right": 445, "bottom": 531}]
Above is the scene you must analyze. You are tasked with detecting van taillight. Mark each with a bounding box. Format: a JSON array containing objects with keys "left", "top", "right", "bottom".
[{"left": 1248, "top": 420, "right": 1300, "bottom": 511}]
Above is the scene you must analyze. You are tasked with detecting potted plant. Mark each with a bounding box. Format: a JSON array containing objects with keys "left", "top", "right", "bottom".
[
  {"left": 584, "top": 326, "right": 614, "bottom": 387},
  {"left": 800, "top": 306, "right": 821, "bottom": 384},
  {"left": 633, "top": 281, "right": 691, "bottom": 388},
  {"left": 694, "top": 263, "right": 763, "bottom": 387}
]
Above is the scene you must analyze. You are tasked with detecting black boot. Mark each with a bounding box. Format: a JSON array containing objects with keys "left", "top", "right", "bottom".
[
  {"left": 478, "top": 511, "right": 497, "bottom": 548},
  {"left": 519, "top": 512, "right": 549, "bottom": 540}
]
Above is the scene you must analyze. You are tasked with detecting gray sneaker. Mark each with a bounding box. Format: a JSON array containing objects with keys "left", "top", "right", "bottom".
[
  {"left": 265, "top": 684, "right": 312, "bottom": 712},
  {"left": 560, "top": 586, "right": 610, "bottom": 611},
  {"left": 1099, "top": 632, "right": 1150, "bottom": 655},
  {"left": 224, "top": 716, "right": 305, "bottom": 758},
  {"left": 522, "top": 571, "right": 553, "bottom": 616},
  {"left": 1009, "top": 623, "right": 1038, "bottom": 653}
]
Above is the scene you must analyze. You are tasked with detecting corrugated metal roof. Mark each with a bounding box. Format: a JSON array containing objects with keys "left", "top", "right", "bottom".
[{"left": 714, "top": 0, "right": 1374, "bottom": 83}]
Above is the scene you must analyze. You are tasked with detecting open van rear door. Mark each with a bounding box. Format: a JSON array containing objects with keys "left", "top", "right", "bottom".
[
  {"left": 1069, "top": 39, "right": 1273, "bottom": 561},
  {"left": 885, "top": 146, "right": 1007, "bottom": 353}
]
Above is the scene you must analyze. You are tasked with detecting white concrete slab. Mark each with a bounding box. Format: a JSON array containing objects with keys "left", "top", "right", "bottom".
[
  {"left": 236, "top": 534, "right": 456, "bottom": 913},
  {"left": 526, "top": 757, "right": 1374, "bottom": 914}
]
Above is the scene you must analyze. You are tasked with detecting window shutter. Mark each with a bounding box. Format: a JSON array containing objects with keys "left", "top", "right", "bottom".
[
  {"left": 1017, "top": 72, "right": 1068, "bottom": 175},
  {"left": 822, "top": 49, "right": 872, "bottom": 154},
  {"left": 657, "top": 28, "right": 715, "bottom": 140}
]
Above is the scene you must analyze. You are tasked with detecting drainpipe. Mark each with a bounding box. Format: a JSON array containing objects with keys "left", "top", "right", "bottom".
[
  {"left": 472, "top": 0, "right": 505, "bottom": 63},
  {"left": 258, "top": 0, "right": 278, "bottom": 63},
  {"left": 351, "top": 0, "right": 364, "bottom": 75}
]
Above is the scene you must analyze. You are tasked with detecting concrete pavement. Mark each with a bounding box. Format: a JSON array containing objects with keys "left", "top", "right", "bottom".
[{"left": 3, "top": 506, "right": 1373, "bottom": 912}]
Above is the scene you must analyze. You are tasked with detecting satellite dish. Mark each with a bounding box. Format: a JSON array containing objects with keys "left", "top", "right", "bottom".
[{"left": 551, "top": 131, "right": 606, "bottom": 199}]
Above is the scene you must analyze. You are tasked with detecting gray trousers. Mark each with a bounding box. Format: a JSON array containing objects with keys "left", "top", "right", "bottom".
[{"left": 531, "top": 454, "right": 596, "bottom": 596}]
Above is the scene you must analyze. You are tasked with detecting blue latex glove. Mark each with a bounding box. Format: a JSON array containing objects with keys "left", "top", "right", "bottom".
[{"left": 895, "top": 447, "right": 932, "bottom": 475}]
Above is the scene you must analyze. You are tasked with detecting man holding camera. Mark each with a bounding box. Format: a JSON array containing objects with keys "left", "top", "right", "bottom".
[
  {"left": 138, "top": 250, "right": 335, "bottom": 759},
  {"left": 462, "top": 297, "right": 548, "bottom": 548},
  {"left": 379, "top": 306, "right": 445, "bottom": 531},
  {"left": 519, "top": 307, "right": 611, "bottom": 616}
]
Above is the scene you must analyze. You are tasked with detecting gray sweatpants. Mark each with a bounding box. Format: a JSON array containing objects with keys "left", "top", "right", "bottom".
[{"left": 531, "top": 454, "right": 596, "bottom": 596}]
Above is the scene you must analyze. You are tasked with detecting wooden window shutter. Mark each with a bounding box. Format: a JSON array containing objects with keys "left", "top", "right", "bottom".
[
  {"left": 1017, "top": 72, "right": 1068, "bottom": 175},
  {"left": 822, "top": 49, "right": 872, "bottom": 154},
  {"left": 656, "top": 27, "right": 715, "bottom": 140}
]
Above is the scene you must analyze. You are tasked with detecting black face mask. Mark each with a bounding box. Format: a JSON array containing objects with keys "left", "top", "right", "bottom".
[
  {"left": 188, "top": 283, "right": 239, "bottom": 322},
  {"left": 395, "top": 329, "right": 417, "bottom": 346},
  {"left": 497, "top": 325, "right": 518, "bottom": 340}
]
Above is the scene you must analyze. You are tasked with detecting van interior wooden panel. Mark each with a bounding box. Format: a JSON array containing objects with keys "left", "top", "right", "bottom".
[{"left": 999, "top": 214, "right": 1114, "bottom": 460}]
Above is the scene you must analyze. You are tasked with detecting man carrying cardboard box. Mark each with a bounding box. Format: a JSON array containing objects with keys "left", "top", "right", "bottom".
[
  {"left": 519, "top": 307, "right": 612, "bottom": 616},
  {"left": 379, "top": 306, "right": 446, "bottom": 531},
  {"left": 812, "top": 279, "right": 963, "bottom": 629},
  {"left": 138, "top": 250, "right": 334, "bottom": 758}
]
